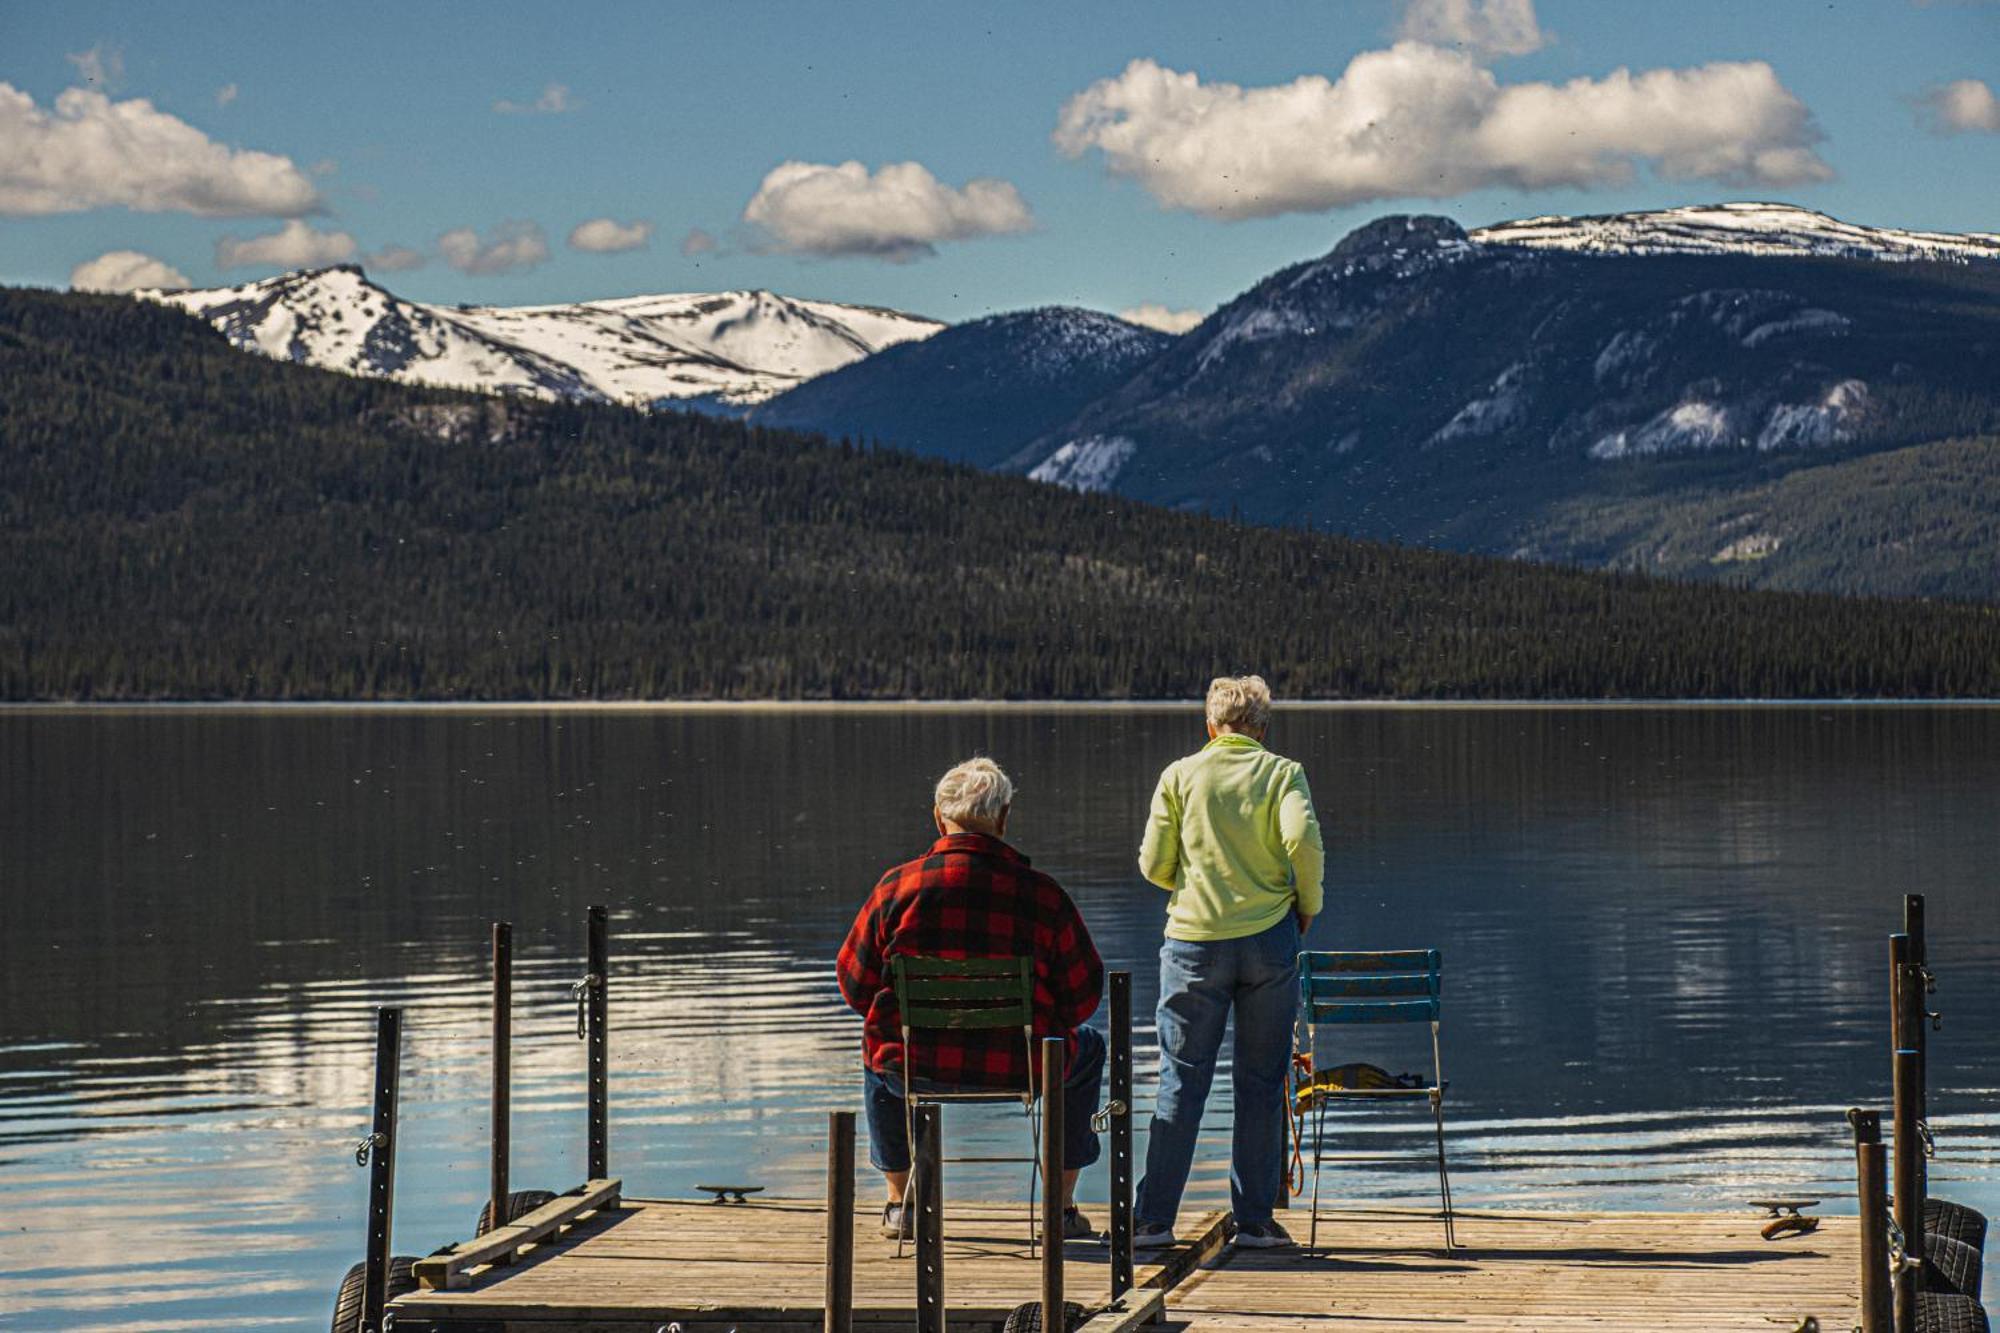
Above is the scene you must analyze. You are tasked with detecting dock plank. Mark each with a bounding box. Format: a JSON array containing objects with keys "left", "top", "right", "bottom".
[{"left": 388, "top": 1198, "right": 1860, "bottom": 1332}]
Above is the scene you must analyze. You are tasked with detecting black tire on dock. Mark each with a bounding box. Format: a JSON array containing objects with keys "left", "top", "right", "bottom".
[
  {"left": 329, "top": 1257, "right": 419, "bottom": 1333},
  {"left": 1927, "top": 1233, "right": 1985, "bottom": 1300},
  {"left": 1000, "top": 1299, "right": 1088, "bottom": 1332},
  {"left": 1928, "top": 1197, "right": 1990, "bottom": 1254},
  {"left": 1916, "top": 1290, "right": 1990, "bottom": 1333},
  {"left": 475, "top": 1188, "right": 560, "bottom": 1236}
]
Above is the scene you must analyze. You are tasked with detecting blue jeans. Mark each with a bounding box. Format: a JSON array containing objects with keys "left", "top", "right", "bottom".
[
  {"left": 863, "top": 1025, "right": 1106, "bottom": 1173},
  {"left": 1136, "top": 916, "right": 1299, "bottom": 1228}
]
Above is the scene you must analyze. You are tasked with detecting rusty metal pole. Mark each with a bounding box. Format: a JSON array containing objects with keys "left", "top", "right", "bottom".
[
  {"left": 361, "top": 1006, "right": 402, "bottom": 1333},
  {"left": 824, "top": 1110, "right": 855, "bottom": 1333},
  {"left": 1893, "top": 1041, "right": 1924, "bottom": 1333},
  {"left": 491, "top": 920, "right": 512, "bottom": 1240},
  {"left": 1851, "top": 1108, "right": 1893, "bottom": 1333},
  {"left": 914, "top": 1103, "right": 945, "bottom": 1333},
  {"left": 1108, "top": 972, "right": 1135, "bottom": 1301},
  {"left": 586, "top": 904, "right": 608, "bottom": 1181},
  {"left": 1041, "top": 1037, "right": 1066, "bottom": 1333}
]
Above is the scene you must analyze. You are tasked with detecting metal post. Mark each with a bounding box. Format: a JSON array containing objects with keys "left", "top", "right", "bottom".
[
  {"left": 362, "top": 1006, "right": 402, "bottom": 1333},
  {"left": 491, "top": 920, "right": 512, "bottom": 1243},
  {"left": 1889, "top": 933, "right": 1911, "bottom": 1051},
  {"left": 1893, "top": 1044, "right": 1924, "bottom": 1333},
  {"left": 1904, "top": 895, "right": 1930, "bottom": 1129},
  {"left": 1108, "top": 972, "right": 1135, "bottom": 1301},
  {"left": 1851, "top": 1109, "right": 1893, "bottom": 1333},
  {"left": 1041, "top": 1037, "right": 1065, "bottom": 1333},
  {"left": 586, "top": 904, "right": 608, "bottom": 1181},
  {"left": 914, "top": 1103, "right": 945, "bottom": 1333},
  {"left": 824, "top": 1111, "right": 855, "bottom": 1333}
]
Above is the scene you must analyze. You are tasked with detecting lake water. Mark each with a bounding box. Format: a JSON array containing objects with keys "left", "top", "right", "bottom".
[{"left": 2, "top": 704, "right": 1997, "bottom": 1329}]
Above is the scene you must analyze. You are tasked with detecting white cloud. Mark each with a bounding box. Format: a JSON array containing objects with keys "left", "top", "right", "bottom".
[
  {"left": 1398, "top": 0, "right": 1546, "bottom": 56},
  {"left": 438, "top": 220, "right": 550, "bottom": 274},
  {"left": 215, "top": 219, "right": 358, "bottom": 270},
  {"left": 70, "top": 249, "right": 190, "bottom": 292},
  {"left": 66, "top": 45, "right": 124, "bottom": 91},
  {"left": 1054, "top": 49, "right": 1832, "bottom": 221},
  {"left": 1915, "top": 78, "right": 2000, "bottom": 133},
  {"left": 1119, "top": 303, "right": 1206, "bottom": 334},
  {"left": 494, "top": 83, "right": 577, "bottom": 115},
  {"left": 215, "top": 83, "right": 239, "bottom": 108},
  {"left": 568, "top": 217, "right": 654, "bottom": 253},
  {"left": 742, "top": 159, "right": 1034, "bottom": 262},
  {"left": 680, "top": 227, "right": 719, "bottom": 257},
  {"left": 0, "top": 82, "right": 321, "bottom": 217},
  {"left": 366, "top": 244, "right": 427, "bottom": 272}
]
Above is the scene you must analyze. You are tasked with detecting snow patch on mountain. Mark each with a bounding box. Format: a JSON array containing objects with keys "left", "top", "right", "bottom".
[
  {"left": 1593, "top": 330, "right": 1659, "bottom": 387},
  {"left": 1029, "top": 436, "right": 1137, "bottom": 491},
  {"left": 143, "top": 266, "right": 943, "bottom": 407},
  {"left": 1430, "top": 363, "right": 1529, "bottom": 444},
  {"left": 1741, "top": 308, "right": 1850, "bottom": 348},
  {"left": 1757, "top": 379, "right": 1869, "bottom": 450},
  {"left": 1591, "top": 399, "right": 1741, "bottom": 459},
  {"left": 1473, "top": 202, "right": 2000, "bottom": 265}
]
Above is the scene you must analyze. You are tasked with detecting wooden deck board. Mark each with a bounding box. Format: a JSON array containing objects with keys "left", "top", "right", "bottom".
[
  {"left": 388, "top": 1198, "right": 1860, "bottom": 1331},
  {"left": 1166, "top": 1207, "right": 1858, "bottom": 1331}
]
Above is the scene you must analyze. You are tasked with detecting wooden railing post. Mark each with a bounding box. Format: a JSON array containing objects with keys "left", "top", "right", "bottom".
[
  {"left": 1108, "top": 971, "right": 1135, "bottom": 1301},
  {"left": 1041, "top": 1036, "right": 1066, "bottom": 1333},
  {"left": 586, "top": 904, "right": 608, "bottom": 1181},
  {"left": 1851, "top": 1108, "right": 1893, "bottom": 1333},
  {"left": 491, "top": 920, "right": 512, "bottom": 1249},
  {"left": 824, "top": 1110, "right": 855, "bottom": 1333},
  {"left": 361, "top": 1006, "right": 402, "bottom": 1333},
  {"left": 914, "top": 1103, "right": 945, "bottom": 1333}
]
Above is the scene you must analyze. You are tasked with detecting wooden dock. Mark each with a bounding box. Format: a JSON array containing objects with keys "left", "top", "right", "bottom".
[{"left": 385, "top": 1195, "right": 1857, "bottom": 1332}]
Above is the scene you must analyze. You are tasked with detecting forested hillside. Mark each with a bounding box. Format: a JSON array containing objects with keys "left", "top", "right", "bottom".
[{"left": 5, "top": 288, "right": 1998, "bottom": 700}]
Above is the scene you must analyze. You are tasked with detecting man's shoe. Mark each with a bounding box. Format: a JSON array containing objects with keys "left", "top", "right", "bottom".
[
  {"left": 1232, "top": 1218, "right": 1295, "bottom": 1249},
  {"left": 880, "top": 1200, "right": 913, "bottom": 1240},
  {"left": 1132, "top": 1222, "right": 1177, "bottom": 1250},
  {"left": 1060, "top": 1206, "right": 1097, "bottom": 1242}
]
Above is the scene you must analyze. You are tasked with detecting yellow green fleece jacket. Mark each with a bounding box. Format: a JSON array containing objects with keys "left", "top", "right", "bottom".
[{"left": 1138, "top": 733, "right": 1325, "bottom": 942}]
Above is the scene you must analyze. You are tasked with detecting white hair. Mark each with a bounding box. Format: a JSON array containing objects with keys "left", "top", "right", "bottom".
[
  {"left": 934, "top": 757, "right": 1014, "bottom": 828},
  {"left": 1205, "top": 675, "right": 1273, "bottom": 731}
]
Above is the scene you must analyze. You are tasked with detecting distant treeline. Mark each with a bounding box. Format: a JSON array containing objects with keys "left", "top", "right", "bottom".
[{"left": 3, "top": 287, "right": 1998, "bottom": 700}]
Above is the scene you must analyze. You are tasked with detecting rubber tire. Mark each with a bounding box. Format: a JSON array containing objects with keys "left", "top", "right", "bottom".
[
  {"left": 1001, "top": 1299, "right": 1087, "bottom": 1332},
  {"left": 329, "top": 1256, "right": 419, "bottom": 1333},
  {"left": 1927, "top": 1233, "right": 1984, "bottom": 1300},
  {"left": 475, "top": 1188, "right": 560, "bottom": 1236},
  {"left": 1928, "top": 1197, "right": 1989, "bottom": 1254},
  {"left": 1916, "top": 1290, "right": 1990, "bottom": 1333}
]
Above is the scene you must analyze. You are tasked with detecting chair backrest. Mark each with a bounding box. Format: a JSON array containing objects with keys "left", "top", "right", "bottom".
[
  {"left": 891, "top": 954, "right": 1035, "bottom": 1031},
  {"left": 1298, "top": 949, "right": 1442, "bottom": 1026}
]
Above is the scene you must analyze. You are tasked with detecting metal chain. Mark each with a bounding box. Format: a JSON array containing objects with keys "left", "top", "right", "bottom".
[
  {"left": 571, "top": 974, "right": 597, "bottom": 1039},
  {"left": 1917, "top": 1120, "right": 1936, "bottom": 1160}
]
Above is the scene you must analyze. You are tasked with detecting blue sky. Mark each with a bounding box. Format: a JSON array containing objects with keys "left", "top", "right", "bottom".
[{"left": 2, "top": 0, "right": 1996, "bottom": 324}]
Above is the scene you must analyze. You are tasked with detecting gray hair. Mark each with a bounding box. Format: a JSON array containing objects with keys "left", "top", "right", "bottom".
[
  {"left": 1205, "top": 675, "right": 1273, "bottom": 731},
  {"left": 934, "top": 756, "right": 1014, "bottom": 828}
]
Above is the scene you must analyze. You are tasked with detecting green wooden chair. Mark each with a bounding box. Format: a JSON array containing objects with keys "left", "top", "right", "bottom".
[
  {"left": 1292, "top": 948, "right": 1455, "bottom": 1251},
  {"left": 890, "top": 954, "right": 1044, "bottom": 1257}
]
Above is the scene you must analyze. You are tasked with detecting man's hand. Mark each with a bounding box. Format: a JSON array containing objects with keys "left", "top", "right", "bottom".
[{"left": 1296, "top": 910, "right": 1315, "bottom": 937}]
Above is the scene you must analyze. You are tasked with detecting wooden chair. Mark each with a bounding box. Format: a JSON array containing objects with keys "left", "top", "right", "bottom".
[
  {"left": 1292, "top": 948, "right": 1455, "bottom": 1250},
  {"left": 890, "top": 954, "right": 1044, "bottom": 1256}
]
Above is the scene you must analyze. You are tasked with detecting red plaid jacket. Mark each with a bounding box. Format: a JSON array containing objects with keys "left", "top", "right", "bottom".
[{"left": 837, "top": 832, "right": 1103, "bottom": 1090}]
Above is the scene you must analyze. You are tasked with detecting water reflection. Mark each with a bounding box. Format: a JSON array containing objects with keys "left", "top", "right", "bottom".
[{"left": 2, "top": 705, "right": 1997, "bottom": 1328}]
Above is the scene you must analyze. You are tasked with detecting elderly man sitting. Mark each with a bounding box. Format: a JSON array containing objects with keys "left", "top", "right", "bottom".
[{"left": 837, "top": 756, "right": 1105, "bottom": 1241}]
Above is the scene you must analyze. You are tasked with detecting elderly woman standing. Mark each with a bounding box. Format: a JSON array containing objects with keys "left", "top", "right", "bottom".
[{"left": 1133, "top": 676, "right": 1324, "bottom": 1249}]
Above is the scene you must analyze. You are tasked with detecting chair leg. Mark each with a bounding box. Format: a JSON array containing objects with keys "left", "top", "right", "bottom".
[
  {"left": 1431, "top": 1094, "right": 1456, "bottom": 1252},
  {"left": 1309, "top": 1097, "right": 1325, "bottom": 1251},
  {"left": 899, "top": 1074, "right": 918, "bottom": 1260},
  {"left": 1025, "top": 1094, "right": 1041, "bottom": 1260}
]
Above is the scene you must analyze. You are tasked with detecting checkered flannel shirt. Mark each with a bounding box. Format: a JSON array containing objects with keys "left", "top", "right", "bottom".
[{"left": 836, "top": 831, "right": 1103, "bottom": 1090}]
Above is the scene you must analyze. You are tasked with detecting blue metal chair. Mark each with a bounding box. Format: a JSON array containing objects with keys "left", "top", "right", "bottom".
[{"left": 1292, "top": 948, "right": 1455, "bottom": 1250}]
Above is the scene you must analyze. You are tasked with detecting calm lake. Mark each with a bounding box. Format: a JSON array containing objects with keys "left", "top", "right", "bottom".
[{"left": 2, "top": 704, "right": 1998, "bottom": 1329}]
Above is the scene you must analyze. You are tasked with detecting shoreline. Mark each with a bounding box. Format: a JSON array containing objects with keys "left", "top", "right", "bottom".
[{"left": 6, "top": 696, "right": 2000, "bottom": 714}]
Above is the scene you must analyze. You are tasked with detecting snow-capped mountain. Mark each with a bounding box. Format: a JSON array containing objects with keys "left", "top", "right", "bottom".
[
  {"left": 1471, "top": 202, "right": 2000, "bottom": 264},
  {"left": 751, "top": 307, "right": 1173, "bottom": 468},
  {"left": 142, "top": 265, "right": 943, "bottom": 407}
]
